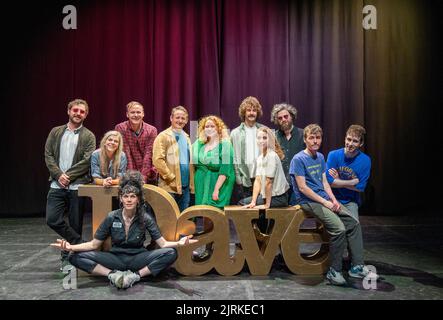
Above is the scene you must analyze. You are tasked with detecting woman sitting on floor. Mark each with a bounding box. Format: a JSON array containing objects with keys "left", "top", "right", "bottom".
[{"left": 50, "top": 171, "right": 197, "bottom": 289}]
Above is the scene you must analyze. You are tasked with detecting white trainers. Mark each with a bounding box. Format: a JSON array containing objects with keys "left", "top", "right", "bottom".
[
  {"left": 122, "top": 270, "right": 141, "bottom": 289},
  {"left": 326, "top": 267, "right": 347, "bottom": 286},
  {"left": 108, "top": 270, "right": 124, "bottom": 289},
  {"left": 348, "top": 265, "right": 379, "bottom": 280}
]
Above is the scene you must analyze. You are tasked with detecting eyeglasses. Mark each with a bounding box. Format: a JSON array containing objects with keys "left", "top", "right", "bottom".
[
  {"left": 72, "top": 107, "right": 86, "bottom": 115},
  {"left": 277, "top": 114, "right": 289, "bottom": 121}
]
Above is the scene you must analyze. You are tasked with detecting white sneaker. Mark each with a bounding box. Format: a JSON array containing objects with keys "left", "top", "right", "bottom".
[
  {"left": 326, "top": 267, "right": 347, "bottom": 286},
  {"left": 348, "top": 265, "right": 379, "bottom": 280},
  {"left": 122, "top": 270, "right": 141, "bottom": 289},
  {"left": 108, "top": 270, "right": 124, "bottom": 289}
]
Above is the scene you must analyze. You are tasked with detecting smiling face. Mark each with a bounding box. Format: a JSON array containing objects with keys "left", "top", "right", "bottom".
[
  {"left": 204, "top": 119, "right": 218, "bottom": 139},
  {"left": 105, "top": 134, "right": 120, "bottom": 154},
  {"left": 126, "top": 104, "right": 144, "bottom": 128},
  {"left": 67, "top": 103, "right": 87, "bottom": 126},
  {"left": 344, "top": 134, "right": 363, "bottom": 155},
  {"left": 170, "top": 110, "right": 188, "bottom": 130}
]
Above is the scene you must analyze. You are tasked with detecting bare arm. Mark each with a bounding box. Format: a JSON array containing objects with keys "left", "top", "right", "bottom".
[
  {"left": 328, "top": 168, "right": 360, "bottom": 189},
  {"left": 94, "top": 177, "right": 120, "bottom": 187},
  {"left": 50, "top": 238, "right": 103, "bottom": 252},
  {"left": 155, "top": 235, "right": 198, "bottom": 248},
  {"left": 264, "top": 177, "right": 273, "bottom": 208},
  {"left": 244, "top": 176, "right": 262, "bottom": 208},
  {"left": 322, "top": 173, "right": 341, "bottom": 212},
  {"left": 212, "top": 175, "right": 227, "bottom": 201},
  {"left": 295, "top": 175, "right": 340, "bottom": 212}
]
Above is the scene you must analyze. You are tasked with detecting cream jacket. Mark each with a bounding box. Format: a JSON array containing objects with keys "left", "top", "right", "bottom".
[{"left": 153, "top": 127, "right": 194, "bottom": 194}]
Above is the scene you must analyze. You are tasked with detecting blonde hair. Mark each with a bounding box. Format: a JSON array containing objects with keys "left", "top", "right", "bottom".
[
  {"left": 198, "top": 115, "right": 230, "bottom": 143},
  {"left": 303, "top": 124, "right": 323, "bottom": 138},
  {"left": 171, "top": 106, "right": 188, "bottom": 119},
  {"left": 238, "top": 96, "right": 263, "bottom": 122},
  {"left": 126, "top": 101, "right": 144, "bottom": 111},
  {"left": 257, "top": 126, "right": 285, "bottom": 160},
  {"left": 99, "top": 131, "right": 124, "bottom": 178}
]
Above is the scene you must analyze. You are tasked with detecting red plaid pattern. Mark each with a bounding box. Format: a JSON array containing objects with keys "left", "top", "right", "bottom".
[{"left": 115, "top": 121, "right": 158, "bottom": 183}]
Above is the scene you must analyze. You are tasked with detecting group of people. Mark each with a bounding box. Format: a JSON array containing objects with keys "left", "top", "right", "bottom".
[{"left": 46, "top": 97, "right": 376, "bottom": 289}]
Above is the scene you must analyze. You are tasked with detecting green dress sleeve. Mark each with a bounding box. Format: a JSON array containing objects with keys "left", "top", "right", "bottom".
[{"left": 218, "top": 140, "right": 234, "bottom": 177}]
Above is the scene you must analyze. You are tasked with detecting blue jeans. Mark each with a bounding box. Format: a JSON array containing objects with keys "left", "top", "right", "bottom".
[
  {"left": 170, "top": 185, "right": 190, "bottom": 212},
  {"left": 69, "top": 248, "right": 177, "bottom": 277},
  {"left": 46, "top": 188, "right": 84, "bottom": 245}
]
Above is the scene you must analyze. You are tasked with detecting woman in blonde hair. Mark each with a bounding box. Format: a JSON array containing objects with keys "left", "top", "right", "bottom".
[
  {"left": 240, "top": 126, "right": 289, "bottom": 208},
  {"left": 91, "top": 131, "right": 127, "bottom": 187},
  {"left": 192, "top": 115, "right": 235, "bottom": 259},
  {"left": 239, "top": 127, "right": 289, "bottom": 241}
]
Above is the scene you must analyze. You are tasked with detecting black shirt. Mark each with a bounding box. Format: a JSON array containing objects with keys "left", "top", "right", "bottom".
[
  {"left": 94, "top": 209, "right": 162, "bottom": 254},
  {"left": 276, "top": 126, "right": 305, "bottom": 182}
]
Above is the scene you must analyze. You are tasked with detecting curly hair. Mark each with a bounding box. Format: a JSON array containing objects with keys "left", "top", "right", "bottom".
[
  {"left": 197, "top": 115, "right": 230, "bottom": 143},
  {"left": 270, "top": 103, "right": 298, "bottom": 125},
  {"left": 99, "top": 131, "right": 123, "bottom": 179},
  {"left": 119, "top": 170, "right": 145, "bottom": 207},
  {"left": 238, "top": 96, "right": 263, "bottom": 122},
  {"left": 257, "top": 127, "right": 285, "bottom": 160}
]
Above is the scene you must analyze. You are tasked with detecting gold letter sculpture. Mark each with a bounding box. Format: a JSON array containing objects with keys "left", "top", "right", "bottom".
[{"left": 79, "top": 185, "right": 329, "bottom": 275}]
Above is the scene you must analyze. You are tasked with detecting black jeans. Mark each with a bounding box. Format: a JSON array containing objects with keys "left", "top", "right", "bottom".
[
  {"left": 231, "top": 183, "right": 253, "bottom": 205},
  {"left": 46, "top": 188, "right": 84, "bottom": 247},
  {"left": 69, "top": 248, "right": 177, "bottom": 277},
  {"left": 238, "top": 193, "right": 288, "bottom": 208}
]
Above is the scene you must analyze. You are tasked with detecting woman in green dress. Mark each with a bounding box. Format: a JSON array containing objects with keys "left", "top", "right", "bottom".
[{"left": 192, "top": 115, "right": 235, "bottom": 259}]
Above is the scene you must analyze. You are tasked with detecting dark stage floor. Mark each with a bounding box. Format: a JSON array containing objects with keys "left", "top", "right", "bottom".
[{"left": 1, "top": 214, "right": 442, "bottom": 300}]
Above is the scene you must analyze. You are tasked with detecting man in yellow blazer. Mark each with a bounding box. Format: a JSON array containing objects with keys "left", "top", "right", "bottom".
[{"left": 153, "top": 106, "right": 194, "bottom": 212}]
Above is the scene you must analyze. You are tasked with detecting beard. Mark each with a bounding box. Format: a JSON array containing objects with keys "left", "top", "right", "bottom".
[
  {"left": 69, "top": 115, "right": 83, "bottom": 125},
  {"left": 280, "top": 120, "right": 293, "bottom": 132}
]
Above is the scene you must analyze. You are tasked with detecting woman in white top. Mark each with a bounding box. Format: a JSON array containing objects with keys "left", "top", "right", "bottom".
[{"left": 240, "top": 126, "right": 289, "bottom": 209}]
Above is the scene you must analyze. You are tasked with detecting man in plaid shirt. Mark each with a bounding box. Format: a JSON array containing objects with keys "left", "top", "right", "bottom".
[{"left": 115, "top": 101, "right": 158, "bottom": 184}]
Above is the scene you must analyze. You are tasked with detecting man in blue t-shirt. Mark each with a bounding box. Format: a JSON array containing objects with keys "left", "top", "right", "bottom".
[
  {"left": 326, "top": 125, "right": 371, "bottom": 221},
  {"left": 289, "top": 124, "right": 377, "bottom": 286}
]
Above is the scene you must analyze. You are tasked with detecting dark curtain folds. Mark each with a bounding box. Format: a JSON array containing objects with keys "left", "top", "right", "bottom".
[{"left": 0, "top": 0, "right": 440, "bottom": 216}]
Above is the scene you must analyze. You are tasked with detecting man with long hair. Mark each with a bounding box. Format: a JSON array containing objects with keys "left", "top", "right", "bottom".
[{"left": 230, "top": 96, "right": 264, "bottom": 204}]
